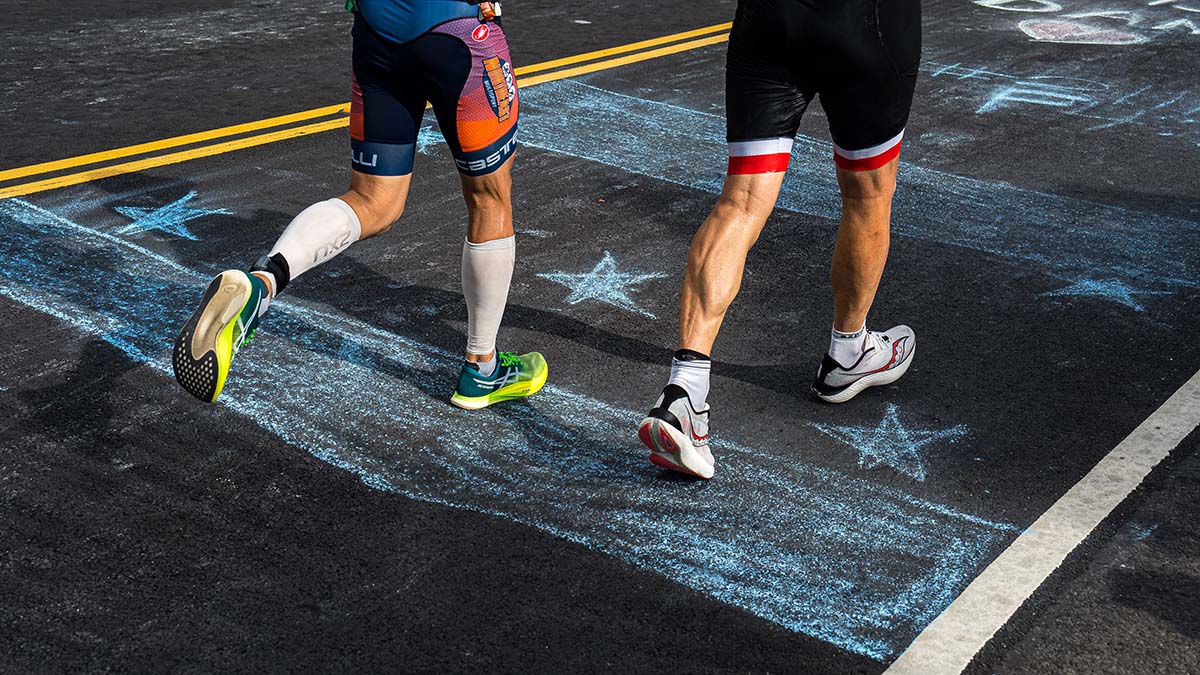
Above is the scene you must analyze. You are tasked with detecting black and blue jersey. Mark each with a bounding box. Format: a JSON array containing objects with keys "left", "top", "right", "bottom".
[{"left": 353, "top": 0, "right": 479, "bottom": 44}]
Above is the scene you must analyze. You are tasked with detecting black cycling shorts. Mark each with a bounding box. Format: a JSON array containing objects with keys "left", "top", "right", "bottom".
[
  {"left": 725, "top": 0, "right": 921, "bottom": 173},
  {"left": 350, "top": 13, "right": 519, "bottom": 177}
]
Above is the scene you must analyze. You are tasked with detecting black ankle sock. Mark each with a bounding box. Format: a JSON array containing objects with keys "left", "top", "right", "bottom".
[
  {"left": 250, "top": 253, "right": 292, "bottom": 294},
  {"left": 674, "top": 348, "right": 710, "bottom": 362}
]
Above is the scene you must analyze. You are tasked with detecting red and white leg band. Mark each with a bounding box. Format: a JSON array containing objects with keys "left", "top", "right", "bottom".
[
  {"left": 833, "top": 130, "right": 904, "bottom": 171},
  {"left": 727, "top": 138, "right": 793, "bottom": 175}
]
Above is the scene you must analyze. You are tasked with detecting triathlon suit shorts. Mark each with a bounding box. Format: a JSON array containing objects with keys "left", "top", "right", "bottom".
[
  {"left": 349, "top": 7, "right": 519, "bottom": 177},
  {"left": 725, "top": 0, "right": 921, "bottom": 174}
]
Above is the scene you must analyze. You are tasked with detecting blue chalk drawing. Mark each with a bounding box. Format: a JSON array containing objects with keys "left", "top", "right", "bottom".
[
  {"left": 1130, "top": 522, "right": 1159, "bottom": 541},
  {"left": 1042, "top": 277, "right": 1172, "bottom": 312},
  {"left": 521, "top": 229, "right": 555, "bottom": 238},
  {"left": 925, "top": 60, "right": 1200, "bottom": 145},
  {"left": 930, "top": 62, "right": 995, "bottom": 81},
  {"left": 537, "top": 251, "right": 668, "bottom": 318},
  {"left": 928, "top": 63, "right": 1111, "bottom": 91},
  {"left": 811, "top": 405, "right": 970, "bottom": 482},
  {"left": 514, "top": 81, "right": 1200, "bottom": 308},
  {"left": 416, "top": 125, "right": 445, "bottom": 155},
  {"left": 1085, "top": 90, "right": 1188, "bottom": 132},
  {"left": 0, "top": 196, "right": 1018, "bottom": 660},
  {"left": 113, "top": 191, "right": 231, "bottom": 240},
  {"left": 976, "top": 84, "right": 1097, "bottom": 114}
]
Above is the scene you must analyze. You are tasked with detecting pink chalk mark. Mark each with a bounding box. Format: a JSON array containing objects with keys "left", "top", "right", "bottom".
[{"left": 1018, "top": 19, "right": 1147, "bottom": 45}]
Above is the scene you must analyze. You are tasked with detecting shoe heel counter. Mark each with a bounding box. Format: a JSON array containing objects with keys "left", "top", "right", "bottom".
[
  {"left": 240, "top": 276, "right": 267, "bottom": 329},
  {"left": 456, "top": 367, "right": 488, "bottom": 397},
  {"left": 648, "top": 405, "right": 682, "bottom": 432}
]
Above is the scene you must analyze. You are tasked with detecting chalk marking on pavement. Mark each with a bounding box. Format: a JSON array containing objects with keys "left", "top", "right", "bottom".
[
  {"left": 7, "top": 36, "right": 1193, "bottom": 665},
  {"left": 536, "top": 251, "right": 668, "bottom": 318},
  {"left": 0, "top": 194, "right": 1016, "bottom": 660},
  {"left": 810, "top": 404, "right": 970, "bottom": 483},
  {"left": 885, "top": 368, "right": 1200, "bottom": 674},
  {"left": 0, "top": 23, "right": 731, "bottom": 194},
  {"left": 514, "top": 80, "right": 1199, "bottom": 301},
  {"left": 112, "top": 190, "right": 231, "bottom": 241}
]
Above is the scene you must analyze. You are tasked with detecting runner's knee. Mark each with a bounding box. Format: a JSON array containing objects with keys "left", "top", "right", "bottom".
[
  {"left": 837, "top": 164, "right": 898, "bottom": 202},
  {"left": 461, "top": 169, "right": 511, "bottom": 214},
  {"left": 344, "top": 184, "right": 407, "bottom": 236},
  {"left": 713, "top": 178, "right": 777, "bottom": 221}
]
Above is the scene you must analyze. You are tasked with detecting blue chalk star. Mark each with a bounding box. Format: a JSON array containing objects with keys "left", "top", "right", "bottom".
[
  {"left": 811, "top": 404, "right": 969, "bottom": 482},
  {"left": 1041, "top": 278, "right": 1171, "bottom": 312},
  {"left": 416, "top": 126, "right": 445, "bottom": 155},
  {"left": 537, "top": 251, "right": 667, "bottom": 318},
  {"left": 113, "top": 191, "right": 230, "bottom": 241}
]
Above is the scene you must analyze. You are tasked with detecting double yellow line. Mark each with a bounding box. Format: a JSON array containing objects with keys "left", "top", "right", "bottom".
[{"left": 0, "top": 22, "right": 731, "bottom": 200}]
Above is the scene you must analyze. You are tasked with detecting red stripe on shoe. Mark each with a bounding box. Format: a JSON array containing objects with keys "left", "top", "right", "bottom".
[
  {"left": 728, "top": 152, "right": 790, "bottom": 175},
  {"left": 638, "top": 422, "right": 655, "bottom": 452},
  {"left": 867, "top": 336, "right": 909, "bottom": 373},
  {"left": 833, "top": 141, "right": 903, "bottom": 171},
  {"left": 649, "top": 452, "right": 677, "bottom": 471},
  {"left": 658, "top": 426, "right": 679, "bottom": 453}
]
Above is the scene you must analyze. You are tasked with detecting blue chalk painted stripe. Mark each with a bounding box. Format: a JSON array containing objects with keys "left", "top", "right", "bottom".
[{"left": 1, "top": 195, "right": 1016, "bottom": 659}]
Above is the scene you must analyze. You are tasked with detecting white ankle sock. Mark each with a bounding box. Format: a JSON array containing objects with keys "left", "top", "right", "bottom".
[
  {"left": 268, "top": 198, "right": 362, "bottom": 283},
  {"left": 462, "top": 236, "right": 515, "bottom": 357},
  {"left": 829, "top": 324, "right": 868, "bottom": 367},
  {"left": 472, "top": 352, "right": 498, "bottom": 377},
  {"left": 668, "top": 351, "right": 711, "bottom": 409},
  {"left": 249, "top": 271, "right": 275, "bottom": 317},
  {"left": 250, "top": 270, "right": 276, "bottom": 297}
]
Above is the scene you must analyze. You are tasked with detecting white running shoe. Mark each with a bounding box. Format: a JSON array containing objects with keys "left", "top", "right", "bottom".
[
  {"left": 812, "top": 325, "right": 916, "bottom": 404},
  {"left": 638, "top": 384, "right": 714, "bottom": 479}
]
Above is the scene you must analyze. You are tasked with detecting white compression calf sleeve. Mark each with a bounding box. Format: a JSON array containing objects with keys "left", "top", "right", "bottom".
[
  {"left": 461, "top": 235, "right": 515, "bottom": 356},
  {"left": 268, "top": 198, "right": 362, "bottom": 284}
]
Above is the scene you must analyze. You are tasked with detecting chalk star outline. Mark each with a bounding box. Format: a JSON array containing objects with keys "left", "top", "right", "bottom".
[
  {"left": 1041, "top": 277, "right": 1172, "bottom": 312},
  {"left": 811, "top": 404, "right": 969, "bottom": 482},
  {"left": 537, "top": 251, "right": 667, "bottom": 318},
  {"left": 416, "top": 125, "right": 445, "bottom": 155},
  {"left": 113, "top": 191, "right": 231, "bottom": 241}
]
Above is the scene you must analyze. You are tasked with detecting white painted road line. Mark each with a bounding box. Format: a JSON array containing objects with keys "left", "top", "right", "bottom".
[{"left": 886, "top": 367, "right": 1200, "bottom": 674}]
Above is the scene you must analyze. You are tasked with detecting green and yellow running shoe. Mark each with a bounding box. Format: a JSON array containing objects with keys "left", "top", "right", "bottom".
[
  {"left": 450, "top": 351, "right": 548, "bottom": 410},
  {"left": 173, "top": 270, "right": 268, "bottom": 403}
]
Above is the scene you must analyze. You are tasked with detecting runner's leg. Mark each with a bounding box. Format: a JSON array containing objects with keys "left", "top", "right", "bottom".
[
  {"left": 830, "top": 158, "right": 898, "bottom": 333},
  {"left": 425, "top": 17, "right": 545, "bottom": 409},
  {"left": 638, "top": 3, "right": 810, "bottom": 477},
  {"left": 171, "top": 13, "right": 422, "bottom": 404},
  {"left": 810, "top": 0, "right": 920, "bottom": 402},
  {"left": 460, "top": 155, "right": 515, "bottom": 368},
  {"left": 677, "top": 171, "right": 786, "bottom": 356}
]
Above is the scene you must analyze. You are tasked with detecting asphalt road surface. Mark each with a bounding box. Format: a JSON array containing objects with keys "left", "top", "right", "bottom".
[{"left": 2, "top": 1, "right": 1199, "bottom": 673}]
